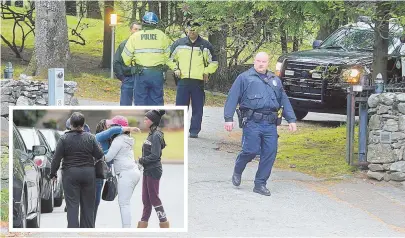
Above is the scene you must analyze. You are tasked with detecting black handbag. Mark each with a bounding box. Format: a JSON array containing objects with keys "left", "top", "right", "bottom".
[
  {"left": 102, "top": 170, "right": 118, "bottom": 201},
  {"left": 95, "top": 158, "right": 108, "bottom": 179}
]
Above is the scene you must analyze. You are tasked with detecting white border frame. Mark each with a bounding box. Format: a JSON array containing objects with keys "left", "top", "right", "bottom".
[{"left": 8, "top": 105, "right": 189, "bottom": 233}]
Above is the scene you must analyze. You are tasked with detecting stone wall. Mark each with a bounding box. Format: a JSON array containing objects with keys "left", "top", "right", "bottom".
[
  {"left": 1, "top": 79, "right": 78, "bottom": 117},
  {"left": 0, "top": 79, "right": 78, "bottom": 187},
  {"left": 367, "top": 93, "right": 405, "bottom": 182}
]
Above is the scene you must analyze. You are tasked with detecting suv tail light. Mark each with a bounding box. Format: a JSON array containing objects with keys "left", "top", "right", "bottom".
[{"left": 33, "top": 156, "right": 46, "bottom": 168}]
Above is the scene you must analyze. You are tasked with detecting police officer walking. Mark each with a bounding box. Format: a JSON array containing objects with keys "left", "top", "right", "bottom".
[
  {"left": 114, "top": 21, "right": 142, "bottom": 106},
  {"left": 121, "top": 12, "right": 171, "bottom": 106},
  {"left": 167, "top": 20, "right": 218, "bottom": 138},
  {"left": 223, "top": 52, "right": 297, "bottom": 196}
]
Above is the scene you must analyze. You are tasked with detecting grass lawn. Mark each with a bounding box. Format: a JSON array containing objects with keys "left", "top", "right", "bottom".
[
  {"left": 1, "top": 188, "right": 8, "bottom": 222},
  {"left": 132, "top": 130, "right": 184, "bottom": 161},
  {"left": 275, "top": 124, "right": 357, "bottom": 178},
  {"left": 220, "top": 123, "right": 358, "bottom": 179}
]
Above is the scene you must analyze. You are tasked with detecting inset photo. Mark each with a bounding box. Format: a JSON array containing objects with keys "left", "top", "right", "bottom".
[{"left": 9, "top": 106, "right": 187, "bottom": 232}]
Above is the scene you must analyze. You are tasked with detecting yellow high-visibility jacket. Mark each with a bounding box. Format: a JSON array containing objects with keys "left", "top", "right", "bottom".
[
  {"left": 167, "top": 36, "right": 218, "bottom": 80},
  {"left": 121, "top": 28, "right": 171, "bottom": 67}
]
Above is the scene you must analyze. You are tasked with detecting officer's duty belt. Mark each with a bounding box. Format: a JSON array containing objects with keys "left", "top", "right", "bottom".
[
  {"left": 136, "top": 64, "right": 164, "bottom": 70},
  {"left": 242, "top": 109, "right": 278, "bottom": 124}
]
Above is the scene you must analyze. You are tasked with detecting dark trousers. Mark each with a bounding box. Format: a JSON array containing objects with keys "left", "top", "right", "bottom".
[
  {"left": 176, "top": 80, "right": 205, "bottom": 135},
  {"left": 62, "top": 166, "right": 96, "bottom": 228},
  {"left": 141, "top": 175, "right": 162, "bottom": 221},
  {"left": 94, "top": 178, "right": 104, "bottom": 221},
  {"left": 120, "top": 75, "right": 135, "bottom": 106},
  {"left": 134, "top": 69, "right": 164, "bottom": 106},
  {"left": 234, "top": 121, "right": 278, "bottom": 186}
]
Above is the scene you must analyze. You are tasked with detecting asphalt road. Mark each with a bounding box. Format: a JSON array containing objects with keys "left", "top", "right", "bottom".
[
  {"left": 40, "top": 164, "right": 185, "bottom": 229},
  {"left": 9, "top": 105, "right": 405, "bottom": 237}
]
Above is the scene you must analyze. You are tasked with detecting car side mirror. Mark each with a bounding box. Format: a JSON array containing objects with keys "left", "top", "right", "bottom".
[
  {"left": 32, "top": 145, "right": 47, "bottom": 156},
  {"left": 400, "top": 34, "right": 405, "bottom": 43},
  {"left": 313, "top": 40, "right": 323, "bottom": 49}
]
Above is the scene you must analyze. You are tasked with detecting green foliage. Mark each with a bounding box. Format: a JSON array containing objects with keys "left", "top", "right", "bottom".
[
  {"left": 13, "top": 110, "right": 46, "bottom": 127},
  {"left": 1, "top": 188, "right": 9, "bottom": 222},
  {"left": 127, "top": 117, "right": 139, "bottom": 127},
  {"left": 42, "top": 119, "right": 57, "bottom": 129}
]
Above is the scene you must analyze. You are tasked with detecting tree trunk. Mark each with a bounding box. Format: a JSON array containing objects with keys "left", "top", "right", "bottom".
[
  {"left": 148, "top": 1, "right": 159, "bottom": 17},
  {"left": 208, "top": 25, "right": 228, "bottom": 92},
  {"left": 316, "top": 11, "right": 341, "bottom": 40},
  {"left": 372, "top": 2, "right": 392, "bottom": 83},
  {"left": 79, "top": 0, "right": 86, "bottom": 17},
  {"left": 131, "top": 1, "right": 137, "bottom": 22},
  {"left": 66, "top": 1, "right": 77, "bottom": 16},
  {"left": 139, "top": 2, "right": 147, "bottom": 22},
  {"left": 101, "top": 1, "right": 114, "bottom": 69},
  {"left": 293, "top": 36, "right": 299, "bottom": 52},
  {"left": 279, "top": 22, "right": 288, "bottom": 54},
  {"left": 29, "top": 0, "right": 70, "bottom": 77},
  {"left": 169, "top": 2, "right": 175, "bottom": 24},
  {"left": 161, "top": 1, "right": 168, "bottom": 26},
  {"left": 86, "top": 0, "right": 102, "bottom": 20},
  {"left": 175, "top": 2, "right": 183, "bottom": 25},
  {"left": 316, "top": 22, "right": 330, "bottom": 40}
]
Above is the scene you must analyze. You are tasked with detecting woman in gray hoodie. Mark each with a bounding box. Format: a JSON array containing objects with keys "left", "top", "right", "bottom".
[{"left": 104, "top": 116, "right": 141, "bottom": 228}]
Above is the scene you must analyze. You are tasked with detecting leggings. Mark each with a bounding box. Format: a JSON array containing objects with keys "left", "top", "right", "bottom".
[{"left": 141, "top": 175, "right": 166, "bottom": 222}]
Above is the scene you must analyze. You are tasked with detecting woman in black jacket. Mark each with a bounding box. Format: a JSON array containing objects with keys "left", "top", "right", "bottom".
[
  {"left": 137, "top": 109, "right": 169, "bottom": 228},
  {"left": 50, "top": 112, "right": 104, "bottom": 228}
]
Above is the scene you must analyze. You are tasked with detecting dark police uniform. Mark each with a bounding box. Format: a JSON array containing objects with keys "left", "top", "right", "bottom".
[
  {"left": 114, "top": 39, "right": 136, "bottom": 106},
  {"left": 224, "top": 67, "right": 296, "bottom": 193}
]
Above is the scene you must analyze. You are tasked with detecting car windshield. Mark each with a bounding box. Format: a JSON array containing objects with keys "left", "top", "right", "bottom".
[
  {"left": 18, "top": 128, "right": 40, "bottom": 151},
  {"left": 320, "top": 26, "right": 401, "bottom": 53},
  {"left": 39, "top": 129, "right": 57, "bottom": 152}
]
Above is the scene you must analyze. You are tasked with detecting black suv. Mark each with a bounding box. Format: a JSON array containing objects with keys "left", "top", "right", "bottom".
[
  {"left": 12, "top": 124, "right": 46, "bottom": 228},
  {"left": 17, "top": 127, "right": 56, "bottom": 213},
  {"left": 276, "top": 18, "right": 404, "bottom": 120}
]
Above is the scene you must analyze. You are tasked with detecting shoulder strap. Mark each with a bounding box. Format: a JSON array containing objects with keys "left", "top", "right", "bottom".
[{"left": 260, "top": 73, "right": 282, "bottom": 106}]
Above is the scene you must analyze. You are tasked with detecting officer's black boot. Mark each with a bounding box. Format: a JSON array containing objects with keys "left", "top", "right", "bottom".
[
  {"left": 232, "top": 173, "right": 241, "bottom": 186},
  {"left": 253, "top": 185, "right": 271, "bottom": 196},
  {"left": 189, "top": 133, "right": 198, "bottom": 138}
]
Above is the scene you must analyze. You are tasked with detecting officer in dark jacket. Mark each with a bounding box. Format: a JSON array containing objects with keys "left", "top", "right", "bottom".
[
  {"left": 224, "top": 52, "right": 297, "bottom": 196},
  {"left": 113, "top": 21, "right": 142, "bottom": 105},
  {"left": 137, "top": 109, "right": 169, "bottom": 228}
]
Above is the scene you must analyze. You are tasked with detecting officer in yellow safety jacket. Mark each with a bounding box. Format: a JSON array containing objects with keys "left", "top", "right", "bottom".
[
  {"left": 167, "top": 20, "right": 218, "bottom": 138},
  {"left": 121, "top": 12, "right": 171, "bottom": 106}
]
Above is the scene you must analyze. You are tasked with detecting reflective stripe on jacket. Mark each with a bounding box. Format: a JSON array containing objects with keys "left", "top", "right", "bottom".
[
  {"left": 122, "top": 28, "right": 171, "bottom": 67},
  {"left": 167, "top": 36, "right": 218, "bottom": 80}
]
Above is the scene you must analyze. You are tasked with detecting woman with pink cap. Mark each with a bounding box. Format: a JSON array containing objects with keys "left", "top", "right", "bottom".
[
  {"left": 94, "top": 116, "right": 140, "bottom": 225},
  {"left": 102, "top": 115, "right": 142, "bottom": 228}
]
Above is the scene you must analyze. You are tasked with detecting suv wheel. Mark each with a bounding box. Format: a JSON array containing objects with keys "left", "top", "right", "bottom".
[
  {"left": 294, "top": 110, "right": 309, "bottom": 121},
  {"left": 27, "top": 196, "right": 41, "bottom": 228},
  {"left": 15, "top": 190, "right": 27, "bottom": 228}
]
